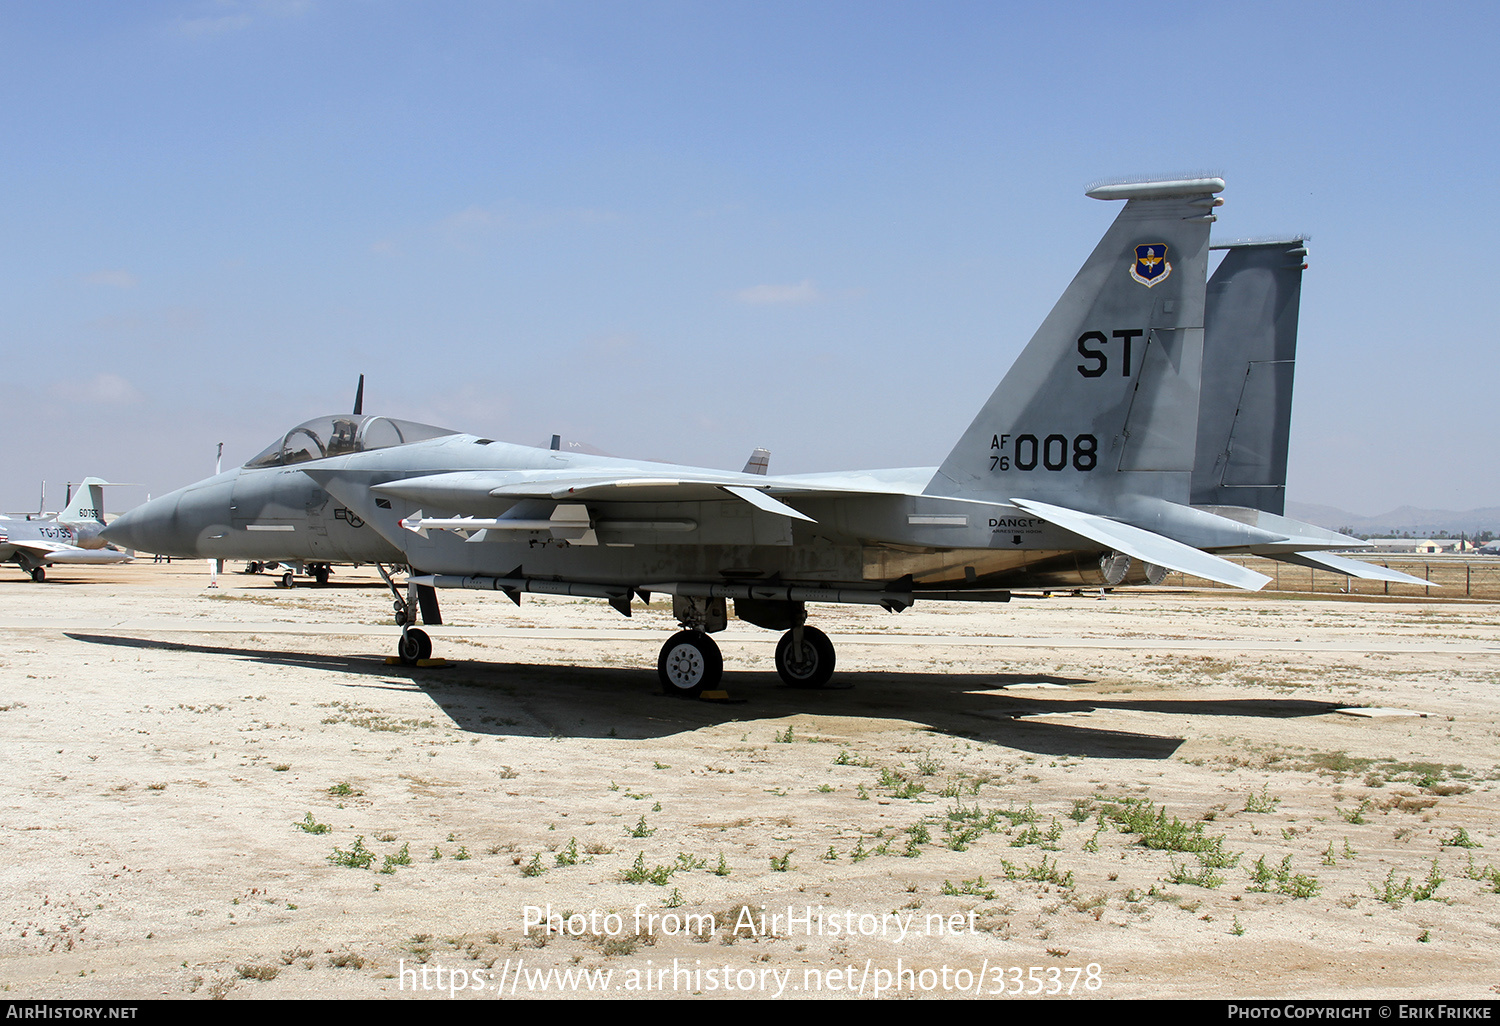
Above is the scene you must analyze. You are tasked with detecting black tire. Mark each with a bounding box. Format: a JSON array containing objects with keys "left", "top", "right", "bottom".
[
  {"left": 657, "top": 630, "right": 723, "bottom": 698},
  {"left": 29, "top": 567, "right": 45, "bottom": 583},
  {"left": 247, "top": 562, "right": 263, "bottom": 575},
  {"left": 281, "top": 571, "right": 294, "bottom": 588},
  {"left": 398, "top": 628, "right": 432, "bottom": 665},
  {"left": 775, "top": 626, "right": 836, "bottom": 688},
  {"left": 313, "top": 565, "right": 330, "bottom": 586}
]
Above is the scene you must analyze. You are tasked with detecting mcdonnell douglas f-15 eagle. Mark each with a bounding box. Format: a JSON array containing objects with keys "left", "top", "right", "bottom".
[{"left": 105, "top": 178, "right": 1389, "bottom": 695}]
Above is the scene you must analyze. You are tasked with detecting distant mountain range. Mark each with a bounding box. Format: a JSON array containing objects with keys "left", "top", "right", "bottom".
[{"left": 1285, "top": 502, "right": 1500, "bottom": 537}]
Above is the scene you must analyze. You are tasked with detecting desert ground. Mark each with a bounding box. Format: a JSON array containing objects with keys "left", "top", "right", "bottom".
[{"left": 2, "top": 560, "right": 1498, "bottom": 1000}]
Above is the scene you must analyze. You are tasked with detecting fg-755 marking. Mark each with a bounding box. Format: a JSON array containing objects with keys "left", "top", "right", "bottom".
[
  {"left": 1077, "top": 329, "right": 1143, "bottom": 378},
  {"left": 989, "top": 433, "right": 1097, "bottom": 472}
]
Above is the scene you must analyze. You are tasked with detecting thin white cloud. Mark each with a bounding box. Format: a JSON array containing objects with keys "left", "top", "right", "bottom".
[
  {"left": 735, "top": 279, "right": 822, "bottom": 306},
  {"left": 173, "top": 0, "right": 310, "bottom": 38},
  {"left": 84, "top": 269, "right": 139, "bottom": 289},
  {"left": 56, "top": 373, "right": 145, "bottom": 405}
]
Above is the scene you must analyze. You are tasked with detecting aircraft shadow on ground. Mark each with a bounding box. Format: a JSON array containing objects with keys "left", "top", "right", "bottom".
[{"left": 66, "top": 632, "right": 1344, "bottom": 760}]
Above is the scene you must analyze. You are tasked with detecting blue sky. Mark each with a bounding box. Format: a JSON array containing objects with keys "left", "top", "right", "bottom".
[{"left": 2, "top": 1, "right": 1495, "bottom": 515}]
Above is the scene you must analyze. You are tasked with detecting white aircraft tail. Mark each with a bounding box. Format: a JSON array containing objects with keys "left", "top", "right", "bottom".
[{"left": 60, "top": 478, "right": 110, "bottom": 525}]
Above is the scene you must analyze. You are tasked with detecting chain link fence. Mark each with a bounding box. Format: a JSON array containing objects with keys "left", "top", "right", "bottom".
[{"left": 1160, "top": 556, "right": 1500, "bottom": 599}]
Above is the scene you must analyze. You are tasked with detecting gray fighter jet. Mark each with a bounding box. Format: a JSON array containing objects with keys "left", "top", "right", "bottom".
[
  {"left": 2, "top": 479, "right": 131, "bottom": 581},
  {"left": 106, "top": 177, "right": 1367, "bottom": 694}
]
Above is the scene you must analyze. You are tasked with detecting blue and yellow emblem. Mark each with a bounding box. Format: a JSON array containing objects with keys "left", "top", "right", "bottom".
[{"left": 1130, "top": 243, "right": 1171, "bottom": 287}]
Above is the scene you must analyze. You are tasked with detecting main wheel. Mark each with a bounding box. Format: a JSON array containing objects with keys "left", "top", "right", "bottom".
[
  {"left": 657, "top": 630, "right": 723, "bottom": 698},
  {"left": 312, "top": 565, "right": 330, "bottom": 586},
  {"left": 29, "top": 567, "right": 45, "bottom": 583},
  {"left": 281, "top": 571, "right": 295, "bottom": 588},
  {"left": 775, "top": 626, "right": 836, "bottom": 688},
  {"left": 247, "top": 562, "right": 263, "bottom": 574},
  {"left": 398, "top": 628, "right": 432, "bottom": 665}
]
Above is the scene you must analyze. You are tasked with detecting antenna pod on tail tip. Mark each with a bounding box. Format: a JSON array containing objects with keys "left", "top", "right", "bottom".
[{"left": 1085, "top": 177, "right": 1226, "bottom": 201}]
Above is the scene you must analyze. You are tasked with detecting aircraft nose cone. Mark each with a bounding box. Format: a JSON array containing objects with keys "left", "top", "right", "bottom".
[{"left": 102, "top": 496, "right": 179, "bottom": 554}]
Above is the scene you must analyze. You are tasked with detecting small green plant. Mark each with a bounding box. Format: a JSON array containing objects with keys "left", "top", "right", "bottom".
[
  {"left": 296, "top": 812, "right": 331, "bottom": 835},
  {"left": 769, "top": 851, "right": 793, "bottom": 872},
  {"left": 713, "top": 853, "right": 731, "bottom": 877},
  {"left": 622, "top": 852, "right": 674, "bottom": 885},
  {"left": 1418, "top": 929, "right": 1430, "bottom": 943},
  {"left": 1412, "top": 860, "right": 1444, "bottom": 901},
  {"left": 380, "top": 843, "right": 412, "bottom": 874},
  {"left": 823, "top": 846, "right": 839, "bottom": 861},
  {"left": 834, "top": 749, "right": 852, "bottom": 765},
  {"left": 774, "top": 725, "right": 795, "bottom": 744},
  {"left": 430, "top": 846, "right": 443, "bottom": 861},
  {"left": 454, "top": 846, "right": 471, "bottom": 861},
  {"left": 1230, "top": 916, "right": 1245, "bottom": 937},
  {"left": 521, "top": 853, "right": 545, "bottom": 877},
  {"left": 1167, "top": 861, "right": 1224, "bottom": 889},
  {"left": 555, "top": 838, "right": 581, "bottom": 867},
  {"left": 328, "top": 782, "right": 359, "bottom": 797},
  {"left": 1244, "top": 783, "right": 1281, "bottom": 813},
  {"left": 1370, "top": 867, "right": 1414, "bottom": 906},
  {"left": 664, "top": 888, "right": 683, "bottom": 908},
  {"left": 1441, "top": 828, "right": 1480, "bottom": 849},
  {"left": 1246, "top": 855, "right": 1318, "bottom": 897},
  {"left": 941, "top": 876, "right": 996, "bottom": 900},
  {"left": 626, "top": 815, "right": 656, "bottom": 838},
  {"left": 1338, "top": 799, "right": 1372, "bottom": 824},
  {"left": 328, "top": 836, "right": 374, "bottom": 869}
]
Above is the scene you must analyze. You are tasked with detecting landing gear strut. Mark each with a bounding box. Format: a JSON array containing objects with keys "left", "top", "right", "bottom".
[
  {"left": 379, "top": 563, "right": 440, "bottom": 666},
  {"left": 774, "top": 625, "right": 836, "bottom": 688},
  {"left": 658, "top": 595, "right": 727, "bottom": 697}
]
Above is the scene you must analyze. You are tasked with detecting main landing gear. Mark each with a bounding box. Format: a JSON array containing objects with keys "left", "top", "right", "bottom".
[
  {"left": 773, "top": 625, "right": 836, "bottom": 688},
  {"left": 658, "top": 630, "right": 723, "bottom": 698},
  {"left": 28, "top": 566, "right": 45, "bottom": 583},
  {"left": 656, "top": 596, "right": 840, "bottom": 697}
]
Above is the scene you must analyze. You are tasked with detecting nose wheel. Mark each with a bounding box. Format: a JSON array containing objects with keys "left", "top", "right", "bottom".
[
  {"left": 775, "top": 626, "right": 836, "bottom": 688},
  {"left": 398, "top": 628, "right": 432, "bottom": 665},
  {"left": 657, "top": 630, "right": 722, "bottom": 698}
]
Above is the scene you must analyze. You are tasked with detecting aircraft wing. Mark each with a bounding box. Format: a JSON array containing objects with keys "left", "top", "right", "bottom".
[
  {"left": 9, "top": 540, "right": 83, "bottom": 555},
  {"left": 1010, "top": 497, "right": 1272, "bottom": 591},
  {"left": 1270, "top": 551, "right": 1435, "bottom": 586},
  {"left": 366, "top": 469, "right": 896, "bottom": 521}
]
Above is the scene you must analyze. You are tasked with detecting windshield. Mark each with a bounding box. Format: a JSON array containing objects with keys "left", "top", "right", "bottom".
[{"left": 244, "top": 415, "right": 459, "bottom": 468}]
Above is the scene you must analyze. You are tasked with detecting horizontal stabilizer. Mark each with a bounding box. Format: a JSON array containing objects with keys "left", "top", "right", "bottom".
[
  {"left": 1010, "top": 497, "right": 1271, "bottom": 591},
  {"left": 1272, "top": 551, "right": 1436, "bottom": 587}
]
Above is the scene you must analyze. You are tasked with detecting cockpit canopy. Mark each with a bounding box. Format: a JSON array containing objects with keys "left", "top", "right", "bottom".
[{"left": 244, "top": 415, "right": 459, "bottom": 469}]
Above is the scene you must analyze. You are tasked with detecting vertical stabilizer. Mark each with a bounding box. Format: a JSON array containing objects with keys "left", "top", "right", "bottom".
[
  {"left": 60, "top": 478, "right": 109, "bottom": 525},
  {"left": 1192, "top": 238, "right": 1307, "bottom": 514},
  {"left": 926, "top": 178, "right": 1223, "bottom": 510}
]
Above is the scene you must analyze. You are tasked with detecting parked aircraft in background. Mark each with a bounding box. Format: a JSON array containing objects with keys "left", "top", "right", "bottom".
[
  {"left": 107, "top": 177, "right": 1385, "bottom": 694},
  {"left": 2, "top": 478, "right": 131, "bottom": 581}
]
